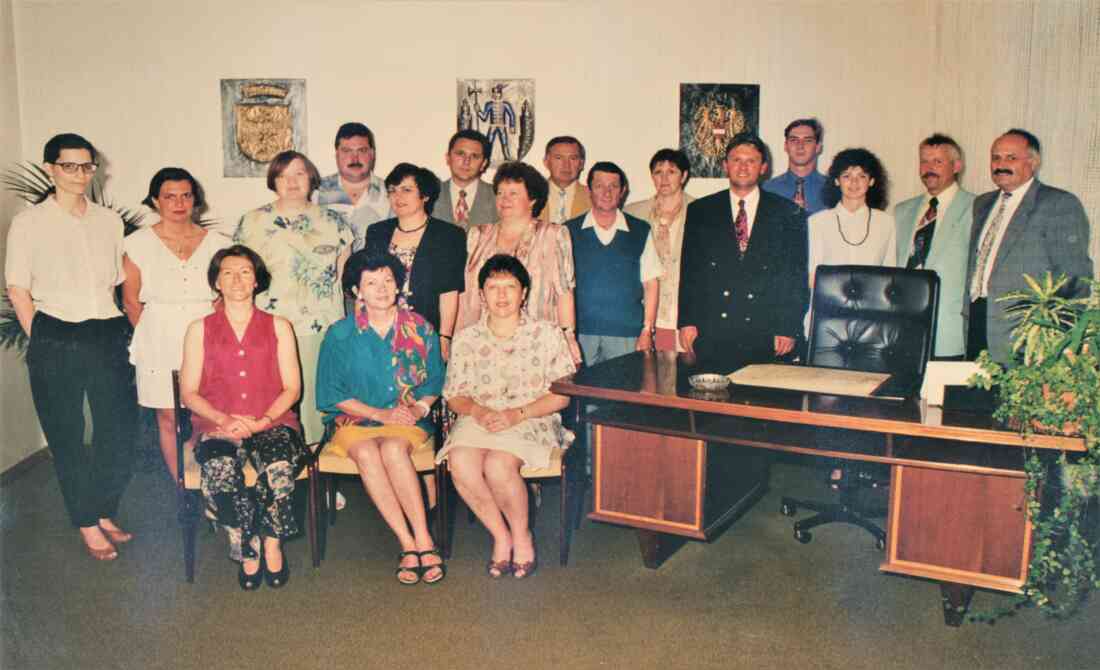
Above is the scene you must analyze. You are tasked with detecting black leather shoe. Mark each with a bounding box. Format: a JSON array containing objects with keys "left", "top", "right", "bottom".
[
  {"left": 238, "top": 561, "right": 263, "bottom": 591},
  {"left": 264, "top": 552, "right": 290, "bottom": 589}
]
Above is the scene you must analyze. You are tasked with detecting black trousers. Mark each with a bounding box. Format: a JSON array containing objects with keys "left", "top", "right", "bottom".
[
  {"left": 26, "top": 313, "right": 136, "bottom": 528},
  {"left": 966, "top": 298, "right": 988, "bottom": 361}
]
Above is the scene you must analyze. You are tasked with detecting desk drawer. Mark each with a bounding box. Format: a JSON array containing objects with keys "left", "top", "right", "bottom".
[{"left": 881, "top": 464, "right": 1029, "bottom": 593}]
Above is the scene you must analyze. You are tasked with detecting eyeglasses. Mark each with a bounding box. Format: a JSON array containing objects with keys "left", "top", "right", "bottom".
[{"left": 53, "top": 162, "right": 99, "bottom": 175}]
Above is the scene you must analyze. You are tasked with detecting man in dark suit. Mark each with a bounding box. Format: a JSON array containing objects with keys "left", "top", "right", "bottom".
[
  {"left": 965, "top": 128, "right": 1092, "bottom": 363},
  {"left": 678, "top": 133, "right": 809, "bottom": 366},
  {"left": 435, "top": 129, "right": 497, "bottom": 230}
]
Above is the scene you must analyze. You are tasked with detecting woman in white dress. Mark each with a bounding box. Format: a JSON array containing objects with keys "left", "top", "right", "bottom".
[
  {"left": 122, "top": 168, "right": 230, "bottom": 480},
  {"left": 437, "top": 254, "right": 577, "bottom": 579}
]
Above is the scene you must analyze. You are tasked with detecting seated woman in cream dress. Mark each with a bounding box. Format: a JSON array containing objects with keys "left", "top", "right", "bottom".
[{"left": 437, "top": 254, "right": 576, "bottom": 579}]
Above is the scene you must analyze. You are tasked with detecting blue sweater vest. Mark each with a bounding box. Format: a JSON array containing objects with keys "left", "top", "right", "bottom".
[{"left": 567, "top": 214, "right": 650, "bottom": 337}]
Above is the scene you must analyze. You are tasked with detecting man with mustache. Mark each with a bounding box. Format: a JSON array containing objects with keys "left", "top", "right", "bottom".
[
  {"left": 894, "top": 134, "right": 974, "bottom": 359},
  {"left": 317, "top": 122, "right": 391, "bottom": 252},
  {"left": 965, "top": 128, "right": 1092, "bottom": 362}
]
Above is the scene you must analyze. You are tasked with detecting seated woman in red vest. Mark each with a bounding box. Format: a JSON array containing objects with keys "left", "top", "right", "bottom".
[{"left": 179, "top": 244, "right": 306, "bottom": 591}]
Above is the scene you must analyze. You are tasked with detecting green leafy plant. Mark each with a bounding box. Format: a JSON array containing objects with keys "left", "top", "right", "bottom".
[
  {"left": 971, "top": 272, "right": 1100, "bottom": 621},
  {"left": 1, "top": 162, "right": 150, "bottom": 355}
]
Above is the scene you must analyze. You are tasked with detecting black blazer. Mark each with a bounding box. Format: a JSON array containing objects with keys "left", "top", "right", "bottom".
[
  {"left": 364, "top": 217, "right": 467, "bottom": 332},
  {"left": 678, "top": 188, "right": 808, "bottom": 363}
]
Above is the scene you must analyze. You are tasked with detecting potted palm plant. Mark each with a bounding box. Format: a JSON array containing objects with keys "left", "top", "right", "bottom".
[{"left": 972, "top": 272, "right": 1100, "bottom": 620}]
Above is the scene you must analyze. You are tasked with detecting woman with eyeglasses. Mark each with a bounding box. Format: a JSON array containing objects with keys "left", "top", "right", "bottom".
[
  {"left": 121, "top": 168, "right": 230, "bottom": 482},
  {"left": 5, "top": 133, "right": 138, "bottom": 561},
  {"left": 363, "top": 163, "right": 465, "bottom": 361}
]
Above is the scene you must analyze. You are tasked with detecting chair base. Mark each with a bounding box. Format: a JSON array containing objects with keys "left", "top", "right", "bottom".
[{"left": 780, "top": 493, "right": 886, "bottom": 551}]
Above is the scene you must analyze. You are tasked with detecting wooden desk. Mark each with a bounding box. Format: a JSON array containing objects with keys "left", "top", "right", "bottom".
[{"left": 551, "top": 351, "right": 1084, "bottom": 626}]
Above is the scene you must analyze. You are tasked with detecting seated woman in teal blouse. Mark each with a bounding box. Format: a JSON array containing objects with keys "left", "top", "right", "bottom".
[{"left": 316, "top": 251, "right": 446, "bottom": 585}]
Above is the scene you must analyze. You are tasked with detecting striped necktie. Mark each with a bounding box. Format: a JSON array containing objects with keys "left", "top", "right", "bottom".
[{"left": 971, "top": 191, "right": 1012, "bottom": 298}]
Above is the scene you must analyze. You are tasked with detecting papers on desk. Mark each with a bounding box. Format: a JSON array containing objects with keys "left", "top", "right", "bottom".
[{"left": 727, "top": 364, "right": 891, "bottom": 398}]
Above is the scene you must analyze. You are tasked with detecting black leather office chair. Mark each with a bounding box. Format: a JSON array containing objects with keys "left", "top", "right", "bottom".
[{"left": 780, "top": 265, "right": 938, "bottom": 549}]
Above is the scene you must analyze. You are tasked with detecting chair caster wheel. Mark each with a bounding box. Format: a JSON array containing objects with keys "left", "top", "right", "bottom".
[
  {"left": 794, "top": 529, "right": 812, "bottom": 544},
  {"left": 780, "top": 502, "right": 796, "bottom": 516},
  {"left": 875, "top": 537, "right": 886, "bottom": 551}
]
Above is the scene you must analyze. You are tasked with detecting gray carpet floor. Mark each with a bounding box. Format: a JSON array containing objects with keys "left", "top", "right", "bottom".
[{"left": 2, "top": 456, "right": 1099, "bottom": 670}]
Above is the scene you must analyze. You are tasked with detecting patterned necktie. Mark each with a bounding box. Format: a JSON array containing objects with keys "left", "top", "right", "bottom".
[
  {"left": 455, "top": 189, "right": 469, "bottom": 226},
  {"left": 557, "top": 188, "right": 567, "bottom": 223},
  {"left": 907, "top": 196, "right": 938, "bottom": 269},
  {"left": 971, "top": 191, "right": 1012, "bottom": 298},
  {"left": 793, "top": 177, "right": 806, "bottom": 210},
  {"left": 733, "top": 199, "right": 748, "bottom": 256}
]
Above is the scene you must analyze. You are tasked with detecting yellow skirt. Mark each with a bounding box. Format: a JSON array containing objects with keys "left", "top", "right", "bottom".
[{"left": 325, "top": 424, "right": 430, "bottom": 459}]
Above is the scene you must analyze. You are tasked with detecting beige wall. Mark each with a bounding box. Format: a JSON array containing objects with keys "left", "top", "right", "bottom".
[
  {"left": 1, "top": 0, "right": 43, "bottom": 472},
  {"left": 2, "top": 0, "right": 1097, "bottom": 469}
]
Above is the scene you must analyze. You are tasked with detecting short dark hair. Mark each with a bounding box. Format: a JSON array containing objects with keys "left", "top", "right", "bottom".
[
  {"left": 334, "top": 122, "right": 375, "bottom": 150},
  {"left": 648, "top": 148, "right": 690, "bottom": 175},
  {"left": 725, "top": 133, "right": 770, "bottom": 164},
  {"left": 544, "top": 135, "right": 586, "bottom": 162},
  {"left": 493, "top": 161, "right": 549, "bottom": 218},
  {"left": 920, "top": 133, "right": 963, "bottom": 162},
  {"left": 477, "top": 253, "right": 532, "bottom": 297},
  {"left": 141, "top": 167, "right": 206, "bottom": 211},
  {"left": 822, "top": 147, "right": 890, "bottom": 210},
  {"left": 447, "top": 129, "right": 491, "bottom": 160},
  {"left": 384, "top": 163, "right": 442, "bottom": 216},
  {"left": 586, "top": 161, "right": 630, "bottom": 206},
  {"left": 784, "top": 118, "right": 823, "bottom": 143},
  {"left": 207, "top": 244, "right": 271, "bottom": 296},
  {"left": 266, "top": 151, "right": 322, "bottom": 196},
  {"left": 1003, "top": 128, "right": 1041, "bottom": 157},
  {"left": 43, "top": 133, "right": 97, "bottom": 164},
  {"left": 341, "top": 250, "right": 407, "bottom": 301}
]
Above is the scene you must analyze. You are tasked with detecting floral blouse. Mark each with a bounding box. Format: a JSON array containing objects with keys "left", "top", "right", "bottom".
[
  {"left": 455, "top": 220, "right": 575, "bottom": 332},
  {"left": 235, "top": 203, "right": 352, "bottom": 334},
  {"left": 444, "top": 315, "right": 577, "bottom": 450}
]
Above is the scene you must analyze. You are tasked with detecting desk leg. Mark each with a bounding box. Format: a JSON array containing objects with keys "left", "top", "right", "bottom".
[
  {"left": 940, "top": 583, "right": 974, "bottom": 627},
  {"left": 637, "top": 530, "right": 687, "bottom": 569}
]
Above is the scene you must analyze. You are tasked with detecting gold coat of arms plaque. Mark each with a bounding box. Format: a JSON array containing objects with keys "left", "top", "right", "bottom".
[{"left": 221, "top": 79, "right": 307, "bottom": 177}]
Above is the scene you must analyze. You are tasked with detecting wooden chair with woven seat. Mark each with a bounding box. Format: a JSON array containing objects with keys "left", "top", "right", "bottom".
[
  {"left": 171, "top": 370, "right": 315, "bottom": 582},
  {"left": 307, "top": 404, "right": 448, "bottom": 567},
  {"left": 437, "top": 436, "right": 583, "bottom": 566}
]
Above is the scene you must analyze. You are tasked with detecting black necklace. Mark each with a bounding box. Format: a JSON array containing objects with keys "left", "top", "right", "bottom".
[
  {"left": 835, "top": 207, "right": 872, "bottom": 246},
  {"left": 397, "top": 219, "right": 428, "bottom": 234}
]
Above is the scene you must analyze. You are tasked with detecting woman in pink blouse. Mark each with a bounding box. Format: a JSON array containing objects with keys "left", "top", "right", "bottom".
[
  {"left": 438, "top": 255, "right": 577, "bottom": 579},
  {"left": 455, "top": 162, "right": 582, "bottom": 364}
]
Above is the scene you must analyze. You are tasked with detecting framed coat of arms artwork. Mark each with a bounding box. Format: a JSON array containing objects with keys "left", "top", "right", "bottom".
[
  {"left": 220, "top": 79, "right": 307, "bottom": 178},
  {"left": 679, "top": 83, "right": 760, "bottom": 178},
  {"left": 457, "top": 78, "right": 535, "bottom": 167}
]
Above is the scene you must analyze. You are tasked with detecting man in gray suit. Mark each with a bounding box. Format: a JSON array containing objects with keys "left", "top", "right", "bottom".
[
  {"left": 435, "top": 129, "right": 497, "bottom": 230},
  {"left": 965, "top": 128, "right": 1092, "bottom": 362},
  {"left": 895, "top": 134, "right": 975, "bottom": 359}
]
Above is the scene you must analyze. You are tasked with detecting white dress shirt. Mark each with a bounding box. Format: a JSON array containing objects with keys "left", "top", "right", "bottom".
[
  {"left": 580, "top": 210, "right": 664, "bottom": 282},
  {"left": 727, "top": 186, "right": 761, "bottom": 238},
  {"left": 906, "top": 181, "right": 959, "bottom": 258},
  {"left": 449, "top": 179, "right": 480, "bottom": 218},
  {"left": 973, "top": 177, "right": 1034, "bottom": 298},
  {"left": 546, "top": 181, "right": 580, "bottom": 224},
  {"left": 5, "top": 197, "right": 125, "bottom": 322}
]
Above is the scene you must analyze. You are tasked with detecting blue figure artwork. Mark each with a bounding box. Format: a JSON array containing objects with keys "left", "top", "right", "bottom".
[{"left": 478, "top": 84, "right": 516, "bottom": 161}]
